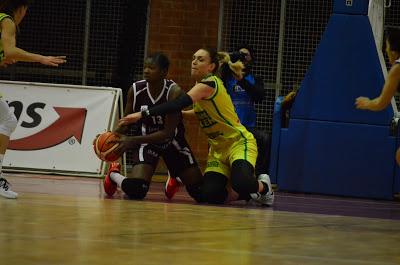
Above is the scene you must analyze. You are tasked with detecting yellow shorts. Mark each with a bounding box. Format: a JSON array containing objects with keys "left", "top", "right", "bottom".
[{"left": 205, "top": 137, "right": 257, "bottom": 178}]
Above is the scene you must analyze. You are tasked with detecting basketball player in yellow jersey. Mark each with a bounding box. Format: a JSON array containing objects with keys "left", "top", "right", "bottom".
[
  {"left": 120, "top": 48, "right": 274, "bottom": 206},
  {"left": 192, "top": 74, "right": 256, "bottom": 174},
  {"left": 0, "top": 0, "right": 66, "bottom": 199}
]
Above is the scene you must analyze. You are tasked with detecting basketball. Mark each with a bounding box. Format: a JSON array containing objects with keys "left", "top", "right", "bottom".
[{"left": 93, "top": 132, "right": 121, "bottom": 162}]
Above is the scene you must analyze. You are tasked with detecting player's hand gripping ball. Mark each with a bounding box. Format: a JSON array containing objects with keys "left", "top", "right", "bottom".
[{"left": 93, "top": 132, "right": 121, "bottom": 162}]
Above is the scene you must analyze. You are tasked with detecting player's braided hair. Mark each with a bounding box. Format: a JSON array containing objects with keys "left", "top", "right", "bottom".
[
  {"left": 0, "top": 0, "right": 32, "bottom": 17},
  {"left": 201, "top": 47, "right": 244, "bottom": 80},
  {"left": 217, "top": 51, "right": 244, "bottom": 80},
  {"left": 385, "top": 26, "right": 400, "bottom": 53}
]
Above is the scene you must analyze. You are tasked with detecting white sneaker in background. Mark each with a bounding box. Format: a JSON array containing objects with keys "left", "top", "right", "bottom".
[{"left": 0, "top": 177, "right": 18, "bottom": 199}]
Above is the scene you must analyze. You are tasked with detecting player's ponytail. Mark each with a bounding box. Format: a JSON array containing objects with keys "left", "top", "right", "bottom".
[
  {"left": 0, "top": 0, "right": 32, "bottom": 16},
  {"left": 217, "top": 51, "right": 244, "bottom": 80},
  {"left": 385, "top": 26, "right": 400, "bottom": 53}
]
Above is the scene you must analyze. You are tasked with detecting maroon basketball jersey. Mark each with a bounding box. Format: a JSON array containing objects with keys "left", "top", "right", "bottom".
[{"left": 132, "top": 79, "right": 185, "bottom": 145}]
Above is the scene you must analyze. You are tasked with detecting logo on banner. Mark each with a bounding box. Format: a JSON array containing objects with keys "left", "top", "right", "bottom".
[{"left": 9, "top": 106, "right": 87, "bottom": 151}]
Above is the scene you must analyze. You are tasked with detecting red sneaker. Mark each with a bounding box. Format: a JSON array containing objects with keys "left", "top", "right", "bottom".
[
  {"left": 164, "top": 175, "right": 182, "bottom": 200},
  {"left": 103, "top": 162, "right": 121, "bottom": 196}
]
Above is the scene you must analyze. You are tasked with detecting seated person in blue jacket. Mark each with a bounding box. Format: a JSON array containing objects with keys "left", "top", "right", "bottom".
[{"left": 221, "top": 44, "right": 270, "bottom": 176}]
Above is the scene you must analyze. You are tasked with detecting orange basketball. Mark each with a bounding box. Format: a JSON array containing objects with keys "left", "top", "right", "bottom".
[{"left": 93, "top": 132, "right": 121, "bottom": 162}]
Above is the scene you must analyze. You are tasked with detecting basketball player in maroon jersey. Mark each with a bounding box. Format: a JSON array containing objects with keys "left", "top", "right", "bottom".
[{"left": 103, "top": 52, "right": 203, "bottom": 202}]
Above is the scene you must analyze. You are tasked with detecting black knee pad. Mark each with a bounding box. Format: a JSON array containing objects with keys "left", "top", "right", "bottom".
[
  {"left": 202, "top": 172, "right": 228, "bottom": 204},
  {"left": 121, "top": 178, "right": 150, "bottom": 199},
  {"left": 186, "top": 184, "right": 205, "bottom": 203},
  {"left": 231, "top": 160, "right": 258, "bottom": 195}
]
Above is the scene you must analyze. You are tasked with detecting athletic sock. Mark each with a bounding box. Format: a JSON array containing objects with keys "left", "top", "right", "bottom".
[
  {"left": 110, "top": 172, "right": 126, "bottom": 188},
  {"left": 0, "top": 154, "right": 4, "bottom": 176}
]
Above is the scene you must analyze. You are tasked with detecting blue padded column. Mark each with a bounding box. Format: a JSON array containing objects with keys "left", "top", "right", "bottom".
[
  {"left": 275, "top": 0, "right": 396, "bottom": 199},
  {"left": 269, "top": 96, "right": 284, "bottom": 184},
  {"left": 394, "top": 123, "right": 400, "bottom": 194},
  {"left": 290, "top": 14, "right": 393, "bottom": 124}
]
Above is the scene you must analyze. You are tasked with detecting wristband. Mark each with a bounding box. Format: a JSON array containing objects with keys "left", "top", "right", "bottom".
[{"left": 141, "top": 109, "right": 151, "bottom": 119}]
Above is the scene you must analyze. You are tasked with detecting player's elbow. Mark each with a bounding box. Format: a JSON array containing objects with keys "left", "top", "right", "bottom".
[
  {"left": 164, "top": 130, "right": 175, "bottom": 140},
  {"left": 3, "top": 48, "right": 18, "bottom": 61},
  {"left": 374, "top": 99, "right": 391, "bottom": 111},
  {"left": 158, "top": 129, "right": 175, "bottom": 142}
]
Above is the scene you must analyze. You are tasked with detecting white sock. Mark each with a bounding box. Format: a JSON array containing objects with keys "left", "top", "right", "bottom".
[
  {"left": 0, "top": 154, "right": 4, "bottom": 176},
  {"left": 110, "top": 172, "right": 126, "bottom": 188}
]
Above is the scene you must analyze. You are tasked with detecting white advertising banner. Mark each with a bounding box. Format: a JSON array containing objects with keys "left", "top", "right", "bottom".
[{"left": 0, "top": 81, "right": 122, "bottom": 176}]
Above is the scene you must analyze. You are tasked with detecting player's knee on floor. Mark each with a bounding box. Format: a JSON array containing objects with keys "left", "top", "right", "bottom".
[
  {"left": 202, "top": 186, "right": 227, "bottom": 204},
  {"left": 186, "top": 184, "right": 205, "bottom": 203},
  {"left": 231, "top": 176, "right": 258, "bottom": 196},
  {"left": 0, "top": 111, "right": 17, "bottom": 137},
  {"left": 202, "top": 172, "right": 228, "bottom": 204},
  {"left": 121, "top": 178, "right": 150, "bottom": 199}
]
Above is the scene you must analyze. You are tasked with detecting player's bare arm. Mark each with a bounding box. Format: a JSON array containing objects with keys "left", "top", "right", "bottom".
[{"left": 1, "top": 18, "right": 66, "bottom": 66}]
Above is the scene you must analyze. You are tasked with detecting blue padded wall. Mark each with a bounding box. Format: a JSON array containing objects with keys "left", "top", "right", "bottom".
[
  {"left": 333, "top": 0, "right": 369, "bottom": 15},
  {"left": 278, "top": 119, "right": 396, "bottom": 199},
  {"left": 271, "top": 0, "right": 398, "bottom": 199},
  {"left": 290, "top": 14, "right": 393, "bottom": 125}
]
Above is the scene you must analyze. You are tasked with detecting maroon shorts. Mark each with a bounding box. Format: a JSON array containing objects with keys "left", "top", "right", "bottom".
[{"left": 131, "top": 137, "right": 198, "bottom": 178}]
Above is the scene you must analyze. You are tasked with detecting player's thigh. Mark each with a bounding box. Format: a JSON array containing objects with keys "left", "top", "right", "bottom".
[
  {"left": 162, "top": 139, "right": 202, "bottom": 185},
  {"left": 229, "top": 137, "right": 257, "bottom": 169},
  {"left": 129, "top": 144, "right": 160, "bottom": 182},
  {"left": 204, "top": 151, "right": 230, "bottom": 179}
]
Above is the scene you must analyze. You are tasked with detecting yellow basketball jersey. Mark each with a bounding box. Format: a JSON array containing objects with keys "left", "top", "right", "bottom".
[
  {"left": 193, "top": 75, "right": 254, "bottom": 148},
  {"left": 0, "top": 13, "right": 12, "bottom": 63}
]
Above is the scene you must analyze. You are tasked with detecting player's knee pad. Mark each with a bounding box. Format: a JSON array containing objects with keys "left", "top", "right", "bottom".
[
  {"left": 231, "top": 177, "right": 258, "bottom": 196},
  {"left": 203, "top": 187, "right": 227, "bottom": 204},
  {"left": 186, "top": 183, "right": 205, "bottom": 203},
  {"left": 0, "top": 111, "right": 17, "bottom": 137},
  {"left": 121, "top": 178, "right": 150, "bottom": 199},
  {"left": 231, "top": 160, "right": 258, "bottom": 195},
  {"left": 202, "top": 172, "right": 228, "bottom": 204}
]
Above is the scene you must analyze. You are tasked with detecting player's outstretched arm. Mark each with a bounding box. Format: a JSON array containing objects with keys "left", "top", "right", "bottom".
[
  {"left": 1, "top": 18, "right": 66, "bottom": 66},
  {"left": 119, "top": 82, "right": 213, "bottom": 126},
  {"left": 355, "top": 64, "right": 400, "bottom": 111}
]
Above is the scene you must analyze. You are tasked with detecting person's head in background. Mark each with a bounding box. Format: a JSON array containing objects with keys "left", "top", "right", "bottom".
[
  {"left": 385, "top": 26, "right": 400, "bottom": 65},
  {"left": 236, "top": 44, "right": 255, "bottom": 71},
  {"left": 0, "top": 0, "right": 32, "bottom": 25},
  {"left": 191, "top": 47, "right": 244, "bottom": 82},
  {"left": 143, "top": 52, "right": 170, "bottom": 84}
]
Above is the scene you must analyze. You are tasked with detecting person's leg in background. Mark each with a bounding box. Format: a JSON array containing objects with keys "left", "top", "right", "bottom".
[{"left": 0, "top": 99, "right": 18, "bottom": 199}]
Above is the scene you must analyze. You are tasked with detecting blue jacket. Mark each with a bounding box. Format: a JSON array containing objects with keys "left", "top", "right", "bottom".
[{"left": 225, "top": 73, "right": 264, "bottom": 129}]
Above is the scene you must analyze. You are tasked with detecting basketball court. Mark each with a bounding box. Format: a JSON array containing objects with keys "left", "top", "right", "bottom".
[
  {"left": 1, "top": 173, "right": 399, "bottom": 265},
  {"left": 1, "top": 1, "right": 400, "bottom": 264}
]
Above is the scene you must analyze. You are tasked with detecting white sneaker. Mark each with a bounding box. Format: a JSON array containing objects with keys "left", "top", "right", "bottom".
[
  {"left": 250, "top": 174, "right": 274, "bottom": 206},
  {"left": 0, "top": 177, "right": 18, "bottom": 199}
]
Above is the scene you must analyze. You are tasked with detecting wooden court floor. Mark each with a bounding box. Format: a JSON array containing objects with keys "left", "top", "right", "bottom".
[{"left": 0, "top": 173, "right": 399, "bottom": 265}]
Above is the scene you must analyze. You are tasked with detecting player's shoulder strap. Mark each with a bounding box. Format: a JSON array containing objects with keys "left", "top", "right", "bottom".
[
  {"left": 0, "top": 13, "right": 12, "bottom": 24},
  {"left": 165, "top": 79, "right": 176, "bottom": 88},
  {"left": 134, "top": 79, "right": 147, "bottom": 92}
]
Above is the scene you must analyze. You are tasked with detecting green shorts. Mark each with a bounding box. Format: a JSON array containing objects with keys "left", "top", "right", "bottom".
[{"left": 205, "top": 137, "right": 257, "bottom": 178}]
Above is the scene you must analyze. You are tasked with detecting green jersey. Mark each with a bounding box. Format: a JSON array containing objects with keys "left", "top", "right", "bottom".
[
  {"left": 0, "top": 13, "right": 12, "bottom": 62},
  {"left": 193, "top": 75, "right": 254, "bottom": 149}
]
